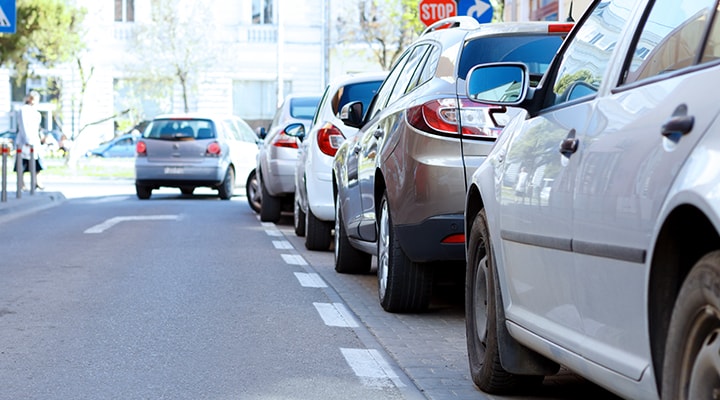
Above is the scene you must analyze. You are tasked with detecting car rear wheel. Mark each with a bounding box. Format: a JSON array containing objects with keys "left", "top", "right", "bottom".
[
  {"left": 180, "top": 187, "right": 195, "bottom": 195},
  {"left": 334, "top": 194, "right": 371, "bottom": 274},
  {"left": 259, "top": 178, "right": 282, "bottom": 223},
  {"left": 246, "top": 170, "right": 261, "bottom": 213},
  {"left": 305, "top": 206, "right": 332, "bottom": 251},
  {"left": 136, "top": 184, "right": 152, "bottom": 200},
  {"left": 218, "top": 167, "right": 234, "bottom": 200},
  {"left": 294, "top": 191, "right": 306, "bottom": 237},
  {"left": 377, "top": 190, "right": 432, "bottom": 313},
  {"left": 466, "top": 209, "right": 542, "bottom": 393},
  {"left": 662, "top": 251, "right": 720, "bottom": 400}
]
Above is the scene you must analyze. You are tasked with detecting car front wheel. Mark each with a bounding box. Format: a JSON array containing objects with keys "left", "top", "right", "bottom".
[
  {"left": 305, "top": 207, "right": 332, "bottom": 251},
  {"left": 662, "top": 251, "right": 720, "bottom": 400},
  {"left": 294, "top": 190, "right": 306, "bottom": 237},
  {"left": 246, "top": 170, "right": 261, "bottom": 213},
  {"left": 377, "top": 190, "right": 432, "bottom": 313},
  {"left": 259, "top": 178, "right": 282, "bottom": 223},
  {"left": 334, "top": 194, "right": 371, "bottom": 274}
]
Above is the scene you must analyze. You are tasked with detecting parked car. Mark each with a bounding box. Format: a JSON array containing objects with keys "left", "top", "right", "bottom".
[
  {"left": 86, "top": 132, "right": 140, "bottom": 158},
  {"left": 292, "top": 73, "right": 386, "bottom": 250},
  {"left": 135, "top": 113, "right": 259, "bottom": 200},
  {"left": 332, "top": 17, "right": 572, "bottom": 313},
  {"left": 255, "top": 93, "right": 322, "bottom": 221},
  {"left": 463, "top": 0, "right": 720, "bottom": 399}
]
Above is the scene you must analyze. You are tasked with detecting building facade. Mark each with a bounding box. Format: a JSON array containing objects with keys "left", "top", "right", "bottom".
[{"left": 503, "top": 0, "right": 592, "bottom": 22}]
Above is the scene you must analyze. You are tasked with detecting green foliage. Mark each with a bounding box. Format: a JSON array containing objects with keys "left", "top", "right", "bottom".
[
  {"left": 0, "top": 0, "right": 86, "bottom": 84},
  {"left": 554, "top": 69, "right": 596, "bottom": 95}
]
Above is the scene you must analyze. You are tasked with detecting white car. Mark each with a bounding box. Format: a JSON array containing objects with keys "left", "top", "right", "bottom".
[
  {"left": 463, "top": 0, "right": 720, "bottom": 399},
  {"left": 292, "top": 73, "right": 386, "bottom": 250}
]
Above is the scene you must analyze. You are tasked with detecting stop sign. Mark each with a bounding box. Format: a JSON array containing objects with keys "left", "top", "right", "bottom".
[{"left": 419, "top": 0, "right": 457, "bottom": 26}]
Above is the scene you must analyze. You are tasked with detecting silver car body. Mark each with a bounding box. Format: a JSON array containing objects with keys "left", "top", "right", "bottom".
[
  {"left": 464, "top": 0, "right": 720, "bottom": 399},
  {"left": 294, "top": 73, "right": 386, "bottom": 248},
  {"left": 134, "top": 113, "right": 259, "bottom": 199}
]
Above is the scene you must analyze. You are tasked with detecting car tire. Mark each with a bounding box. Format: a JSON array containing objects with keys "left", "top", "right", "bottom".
[
  {"left": 218, "top": 167, "right": 234, "bottom": 200},
  {"left": 377, "top": 190, "right": 432, "bottom": 313},
  {"left": 662, "top": 251, "right": 720, "bottom": 400},
  {"left": 136, "top": 184, "right": 152, "bottom": 200},
  {"left": 294, "top": 191, "right": 306, "bottom": 237},
  {"left": 180, "top": 187, "right": 195, "bottom": 195},
  {"left": 305, "top": 206, "right": 332, "bottom": 251},
  {"left": 259, "top": 179, "right": 282, "bottom": 223},
  {"left": 246, "top": 170, "right": 261, "bottom": 213},
  {"left": 466, "top": 209, "right": 543, "bottom": 393},
  {"left": 334, "top": 194, "right": 371, "bottom": 274}
]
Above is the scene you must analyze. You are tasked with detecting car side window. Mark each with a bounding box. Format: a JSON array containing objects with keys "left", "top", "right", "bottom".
[
  {"left": 546, "top": 0, "right": 624, "bottom": 106},
  {"left": 407, "top": 45, "right": 439, "bottom": 94},
  {"left": 623, "top": 0, "right": 715, "bottom": 85},
  {"left": 369, "top": 51, "right": 409, "bottom": 119},
  {"left": 387, "top": 44, "right": 429, "bottom": 105},
  {"left": 702, "top": 7, "right": 720, "bottom": 63}
]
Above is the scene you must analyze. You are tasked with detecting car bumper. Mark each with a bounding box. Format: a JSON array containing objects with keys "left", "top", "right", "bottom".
[
  {"left": 395, "top": 214, "right": 465, "bottom": 263},
  {"left": 135, "top": 162, "right": 225, "bottom": 187}
]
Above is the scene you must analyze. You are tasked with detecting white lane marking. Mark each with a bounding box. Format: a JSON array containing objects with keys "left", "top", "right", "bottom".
[
  {"left": 84, "top": 196, "right": 131, "bottom": 204},
  {"left": 265, "top": 230, "right": 283, "bottom": 237},
  {"left": 84, "top": 215, "right": 180, "bottom": 234},
  {"left": 281, "top": 254, "right": 307, "bottom": 266},
  {"left": 341, "top": 348, "right": 405, "bottom": 388},
  {"left": 273, "top": 240, "right": 293, "bottom": 250},
  {"left": 314, "top": 303, "right": 358, "bottom": 327},
  {"left": 295, "top": 273, "right": 327, "bottom": 288},
  {"left": 260, "top": 222, "right": 275, "bottom": 228}
]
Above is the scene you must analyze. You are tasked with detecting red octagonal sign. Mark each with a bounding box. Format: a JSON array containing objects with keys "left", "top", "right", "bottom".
[{"left": 419, "top": 0, "right": 457, "bottom": 26}]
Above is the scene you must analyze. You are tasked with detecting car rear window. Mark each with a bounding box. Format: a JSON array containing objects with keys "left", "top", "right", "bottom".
[
  {"left": 144, "top": 119, "right": 216, "bottom": 140},
  {"left": 334, "top": 80, "right": 384, "bottom": 116},
  {"left": 458, "top": 35, "right": 565, "bottom": 80},
  {"left": 290, "top": 97, "right": 321, "bottom": 119}
]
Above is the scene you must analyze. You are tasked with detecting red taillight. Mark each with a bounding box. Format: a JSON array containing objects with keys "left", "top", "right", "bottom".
[
  {"left": 206, "top": 141, "right": 221, "bottom": 156},
  {"left": 136, "top": 141, "right": 147, "bottom": 156},
  {"left": 273, "top": 132, "right": 298, "bottom": 149},
  {"left": 548, "top": 23, "right": 574, "bottom": 33},
  {"left": 441, "top": 233, "right": 465, "bottom": 244},
  {"left": 407, "top": 98, "right": 499, "bottom": 138},
  {"left": 317, "top": 123, "right": 345, "bottom": 157}
]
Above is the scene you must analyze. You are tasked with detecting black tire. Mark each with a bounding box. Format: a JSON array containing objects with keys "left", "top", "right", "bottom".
[
  {"left": 377, "top": 190, "right": 432, "bottom": 313},
  {"left": 218, "top": 167, "right": 234, "bottom": 200},
  {"left": 180, "top": 187, "right": 195, "bottom": 195},
  {"left": 294, "top": 191, "right": 306, "bottom": 237},
  {"left": 334, "top": 194, "right": 371, "bottom": 274},
  {"left": 305, "top": 206, "right": 332, "bottom": 251},
  {"left": 466, "top": 209, "right": 543, "bottom": 393},
  {"left": 662, "top": 251, "right": 720, "bottom": 400},
  {"left": 136, "top": 184, "right": 152, "bottom": 200},
  {"left": 246, "top": 170, "right": 261, "bottom": 213},
  {"left": 259, "top": 179, "right": 282, "bottom": 222}
]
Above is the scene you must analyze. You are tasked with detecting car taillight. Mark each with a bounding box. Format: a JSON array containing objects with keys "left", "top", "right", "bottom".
[
  {"left": 273, "top": 132, "right": 298, "bottom": 149},
  {"left": 206, "top": 141, "right": 222, "bottom": 156},
  {"left": 136, "top": 141, "right": 147, "bottom": 156},
  {"left": 441, "top": 233, "right": 465, "bottom": 244},
  {"left": 548, "top": 23, "right": 574, "bottom": 33},
  {"left": 407, "top": 98, "right": 499, "bottom": 138},
  {"left": 317, "top": 123, "right": 345, "bottom": 157}
]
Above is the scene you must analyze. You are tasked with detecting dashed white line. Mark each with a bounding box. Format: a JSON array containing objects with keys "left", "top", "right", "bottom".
[
  {"left": 313, "top": 302, "right": 358, "bottom": 327},
  {"left": 281, "top": 254, "right": 307, "bottom": 266},
  {"left": 273, "top": 240, "right": 293, "bottom": 250},
  {"left": 265, "top": 230, "right": 283, "bottom": 237},
  {"left": 84, "top": 215, "right": 180, "bottom": 234},
  {"left": 294, "top": 272, "right": 327, "bottom": 288},
  {"left": 341, "top": 348, "right": 405, "bottom": 389}
]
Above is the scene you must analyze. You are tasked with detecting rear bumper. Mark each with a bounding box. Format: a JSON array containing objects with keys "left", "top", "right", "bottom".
[
  {"left": 135, "top": 163, "right": 224, "bottom": 188},
  {"left": 395, "top": 214, "right": 465, "bottom": 263}
]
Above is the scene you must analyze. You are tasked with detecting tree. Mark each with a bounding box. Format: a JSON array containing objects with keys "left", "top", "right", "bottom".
[
  {"left": 337, "top": 0, "right": 424, "bottom": 70},
  {"left": 130, "top": 0, "right": 219, "bottom": 113},
  {"left": 0, "top": 0, "right": 86, "bottom": 85}
]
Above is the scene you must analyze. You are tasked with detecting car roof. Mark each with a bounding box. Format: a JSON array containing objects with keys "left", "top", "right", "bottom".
[
  {"left": 463, "top": 21, "right": 575, "bottom": 41},
  {"left": 151, "top": 113, "right": 245, "bottom": 123}
]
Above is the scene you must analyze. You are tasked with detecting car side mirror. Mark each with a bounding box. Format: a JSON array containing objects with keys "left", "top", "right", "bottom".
[
  {"left": 283, "top": 123, "right": 305, "bottom": 141},
  {"left": 467, "top": 62, "right": 529, "bottom": 106},
  {"left": 257, "top": 126, "right": 267, "bottom": 140},
  {"left": 340, "top": 101, "right": 364, "bottom": 128}
]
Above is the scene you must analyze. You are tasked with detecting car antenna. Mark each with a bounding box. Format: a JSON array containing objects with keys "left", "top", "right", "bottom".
[{"left": 566, "top": 1, "right": 575, "bottom": 22}]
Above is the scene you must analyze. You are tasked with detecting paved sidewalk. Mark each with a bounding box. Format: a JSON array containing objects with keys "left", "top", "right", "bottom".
[{"left": 0, "top": 188, "right": 66, "bottom": 223}]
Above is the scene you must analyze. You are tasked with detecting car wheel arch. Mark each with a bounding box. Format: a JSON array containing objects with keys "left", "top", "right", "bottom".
[{"left": 373, "top": 169, "right": 387, "bottom": 223}]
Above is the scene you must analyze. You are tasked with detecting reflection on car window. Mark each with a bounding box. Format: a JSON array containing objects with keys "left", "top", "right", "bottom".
[
  {"left": 548, "top": 0, "right": 627, "bottom": 106},
  {"left": 370, "top": 51, "right": 409, "bottom": 119},
  {"left": 290, "top": 97, "right": 321, "bottom": 119},
  {"left": 459, "top": 35, "right": 564, "bottom": 80},
  {"left": 145, "top": 119, "right": 215, "bottom": 140},
  {"left": 387, "top": 44, "right": 429, "bottom": 105},
  {"left": 624, "top": 0, "right": 714, "bottom": 85},
  {"left": 333, "top": 81, "right": 383, "bottom": 119}
]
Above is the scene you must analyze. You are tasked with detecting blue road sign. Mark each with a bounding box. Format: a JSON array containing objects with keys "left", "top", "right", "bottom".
[
  {"left": 0, "top": 0, "right": 16, "bottom": 34},
  {"left": 458, "top": 0, "right": 494, "bottom": 24}
]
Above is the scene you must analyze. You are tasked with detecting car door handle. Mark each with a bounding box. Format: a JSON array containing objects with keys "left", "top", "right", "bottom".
[
  {"left": 662, "top": 105, "right": 694, "bottom": 143},
  {"left": 373, "top": 129, "right": 384, "bottom": 139},
  {"left": 353, "top": 144, "right": 362, "bottom": 154},
  {"left": 559, "top": 129, "right": 578, "bottom": 157}
]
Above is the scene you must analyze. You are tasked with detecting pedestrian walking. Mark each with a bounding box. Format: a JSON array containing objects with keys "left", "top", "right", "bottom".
[{"left": 14, "top": 90, "right": 45, "bottom": 190}]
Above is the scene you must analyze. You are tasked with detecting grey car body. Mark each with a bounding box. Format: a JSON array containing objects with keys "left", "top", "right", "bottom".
[
  {"left": 332, "top": 18, "right": 571, "bottom": 313},
  {"left": 256, "top": 93, "right": 322, "bottom": 222},
  {"left": 135, "top": 113, "right": 259, "bottom": 200}
]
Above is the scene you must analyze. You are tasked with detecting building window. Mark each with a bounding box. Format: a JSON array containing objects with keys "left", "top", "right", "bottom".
[
  {"left": 253, "top": 0, "right": 273, "bottom": 24},
  {"left": 115, "top": 0, "right": 134, "bottom": 22}
]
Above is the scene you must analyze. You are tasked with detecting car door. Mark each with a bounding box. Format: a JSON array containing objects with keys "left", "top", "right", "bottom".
[
  {"left": 224, "top": 117, "right": 259, "bottom": 185},
  {"left": 354, "top": 43, "right": 431, "bottom": 241},
  {"left": 570, "top": 0, "right": 720, "bottom": 380},
  {"left": 494, "top": 0, "right": 627, "bottom": 360}
]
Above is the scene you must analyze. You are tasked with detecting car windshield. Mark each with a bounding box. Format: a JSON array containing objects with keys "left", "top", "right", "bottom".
[
  {"left": 458, "top": 35, "right": 565, "bottom": 80},
  {"left": 290, "top": 97, "right": 321, "bottom": 119},
  {"left": 144, "top": 118, "right": 216, "bottom": 140}
]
